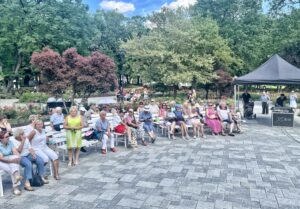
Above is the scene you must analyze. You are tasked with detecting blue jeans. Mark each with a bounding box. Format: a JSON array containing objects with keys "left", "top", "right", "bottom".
[{"left": 20, "top": 154, "right": 45, "bottom": 180}]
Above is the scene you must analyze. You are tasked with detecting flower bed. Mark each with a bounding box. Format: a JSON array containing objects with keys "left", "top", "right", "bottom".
[{"left": 0, "top": 104, "right": 49, "bottom": 127}]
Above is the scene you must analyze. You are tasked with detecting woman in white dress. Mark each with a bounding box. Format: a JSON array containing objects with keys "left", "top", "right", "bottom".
[{"left": 28, "top": 120, "right": 60, "bottom": 180}]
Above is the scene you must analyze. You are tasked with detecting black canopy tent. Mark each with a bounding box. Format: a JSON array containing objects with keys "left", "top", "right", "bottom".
[{"left": 233, "top": 54, "right": 300, "bottom": 109}]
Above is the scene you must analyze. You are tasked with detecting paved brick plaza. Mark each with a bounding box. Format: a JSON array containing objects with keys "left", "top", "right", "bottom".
[{"left": 1, "top": 115, "right": 300, "bottom": 209}]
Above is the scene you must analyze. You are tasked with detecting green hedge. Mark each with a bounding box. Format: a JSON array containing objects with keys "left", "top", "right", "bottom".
[{"left": 19, "top": 92, "right": 49, "bottom": 103}]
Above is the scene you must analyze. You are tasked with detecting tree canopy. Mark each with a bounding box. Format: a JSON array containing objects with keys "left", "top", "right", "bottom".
[{"left": 0, "top": 0, "right": 299, "bottom": 97}]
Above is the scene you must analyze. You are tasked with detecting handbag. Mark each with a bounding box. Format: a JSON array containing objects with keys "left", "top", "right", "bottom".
[
  {"left": 30, "top": 171, "right": 44, "bottom": 187},
  {"left": 114, "top": 124, "right": 126, "bottom": 133},
  {"left": 84, "top": 129, "right": 96, "bottom": 141}
]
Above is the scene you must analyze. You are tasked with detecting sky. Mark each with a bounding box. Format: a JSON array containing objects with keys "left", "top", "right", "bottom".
[{"left": 82, "top": 0, "right": 198, "bottom": 16}]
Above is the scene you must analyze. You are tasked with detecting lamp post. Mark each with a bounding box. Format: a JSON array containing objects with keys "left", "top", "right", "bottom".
[{"left": 118, "top": 50, "right": 125, "bottom": 102}]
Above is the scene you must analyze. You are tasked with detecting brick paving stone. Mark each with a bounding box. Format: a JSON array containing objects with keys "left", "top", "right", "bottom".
[
  {"left": 117, "top": 198, "right": 144, "bottom": 208},
  {"left": 72, "top": 194, "right": 99, "bottom": 203},
  {"left": 136, "top": 181, "right": 158, "bottom": 189},
  {"left": 98, "top": 190, "right": 120, "bottom": 200},
  {"left": 1, "top": 115, "right": 300, "bottom": 209}
]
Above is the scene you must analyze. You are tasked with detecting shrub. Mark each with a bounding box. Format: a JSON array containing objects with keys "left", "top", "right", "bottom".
[
  {"left": 19, "top": 92, "right": 49, "bottom": 103},
  {"left": 0, "top": 108, "right": 17, "bottom": 119}
]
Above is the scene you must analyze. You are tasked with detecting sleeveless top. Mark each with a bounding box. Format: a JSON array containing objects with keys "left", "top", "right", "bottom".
[
  {"left": 32, "top": 129, "right": 47, "bottom": 150},
  {"left": 67, "top": 115, "right": 82, "bottom": 128}
]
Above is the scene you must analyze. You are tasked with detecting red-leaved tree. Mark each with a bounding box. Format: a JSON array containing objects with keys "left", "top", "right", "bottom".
[{"left": 31, "top": 47, "right": 118, "bottom": 104}]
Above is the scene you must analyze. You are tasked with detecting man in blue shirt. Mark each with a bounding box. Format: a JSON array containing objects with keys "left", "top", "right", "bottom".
[{"left": 50, "top": 107, "right": 64, "bottom": 131}]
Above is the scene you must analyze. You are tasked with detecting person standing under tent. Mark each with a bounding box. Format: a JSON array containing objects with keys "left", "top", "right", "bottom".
[{"left": 261, "top": 91, "right": 270, "bottom": 115}]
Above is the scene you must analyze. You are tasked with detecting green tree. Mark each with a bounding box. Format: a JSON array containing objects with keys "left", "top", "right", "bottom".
[
  {"left": 0, "top": 0, "right": 94, "bottom": 92},
  {"left": 122, "top": 10, "right": 237, "bottom": 97},
  {"left": 191, "top": 0, "right": 276, "bottom": 75}
]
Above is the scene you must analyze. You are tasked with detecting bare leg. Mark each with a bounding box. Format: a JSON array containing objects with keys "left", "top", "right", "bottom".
[
  {"left": 53, "top": 160, "right": 60, "bottom": 178},
  {"left": 74, "top": 148, "right": 80, "bottom": 165},
  {"left": 193, "top": 122, "right": 197, "bottom": 138},
  {"left": 68, "top": 149, "right": 73, "bottom": 166},
  {"left": 180, "top": 123, "right": 185, "bottom": 138},
  {"left": 183, "top": 123, "right": 189, "bottom": 137},
  {"left": 126, "top": 127, "right": 132, "bottom": 141}
]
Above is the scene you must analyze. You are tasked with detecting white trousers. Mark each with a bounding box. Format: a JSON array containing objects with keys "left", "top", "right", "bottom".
[
  {"left": 35, "top": 147, "right": 58, "bottom": 163},
  {"left": 0, "top": 155, "right": 20, "bottom": 187},
  {"left": 102, "top": 134, "right": 115, "bottom": 149}
]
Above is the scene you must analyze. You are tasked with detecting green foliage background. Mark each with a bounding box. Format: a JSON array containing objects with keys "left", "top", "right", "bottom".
[{"left": 0, "top": 0, "right": 299, "bottom": 93}]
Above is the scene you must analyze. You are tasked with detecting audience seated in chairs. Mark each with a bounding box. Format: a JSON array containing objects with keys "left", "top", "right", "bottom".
[
  {"left": 139, "top": 106, "right": 157, "bottom": 143},
  {"left": 111, "top": 108, "right": 137, "bottom": 148},
  {"left": 124, "top": 109, "right": 147, "bottom": 146},
  {"left": 0, "top": 115, "right": 12, "bottom": 135},
  {"left": 95, "top": 111, "right": 117, "bottom": 154},
  {"left": 205, "top": 102, "right": 225, "bottom": 136},
  {"left": 229, "top": 105, "right": 242, "bottom": 133},
  {"left": 28, "top": 120, "right": 61, "bottom": 180},
  {"left": 0, "top": 131, "right": 23, "bottom": 195},
  {"left": 50, "top": 107, "right": 64, "bottom": 132},
  {"left": 190, "top": 107, "right": 206, "bottom": 139},
  {"left": 174, "top": 104, "right": 190, "bottom": 140},
  {"left": 165, "top": 106, "right": 177, "bottom": 139},
  {"left": 137, "top": 102, "right": 144, "bottom": 115},
  {"left": 13, "top": 128, "right": 48, "bottom": 191},
  {"left": 217, "top": 102, "right": 235, "bottom": 136},
  {"left": 149, "top": 99, "right": 159, "bottom": 116}
]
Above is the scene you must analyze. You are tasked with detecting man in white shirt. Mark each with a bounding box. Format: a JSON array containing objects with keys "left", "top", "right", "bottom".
[
  {"left": 261, "top": 92, "right": 270, "bottom": 115},
  {"left": 148, "top": 99, "right": 159, "bottom": 116}
]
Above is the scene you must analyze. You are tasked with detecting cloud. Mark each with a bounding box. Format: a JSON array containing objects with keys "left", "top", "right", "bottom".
[
  {"left": 162, "top": 0, "right": 197, "bottom": 10},
  {"left": 100, "top": 1, "right": 135, "bottom": 13}
]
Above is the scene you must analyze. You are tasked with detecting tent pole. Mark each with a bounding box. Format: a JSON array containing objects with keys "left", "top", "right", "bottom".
[
  {"left": 237, "top": 85, "right": 240, "bottom": 110},
  {"left": 234, "top": 85, "right": 237, "bottom": 110}
]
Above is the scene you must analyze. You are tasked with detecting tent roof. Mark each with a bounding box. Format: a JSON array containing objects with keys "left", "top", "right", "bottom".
[{"left": 235, "top": 54, "right": 300, "bottom": 85}]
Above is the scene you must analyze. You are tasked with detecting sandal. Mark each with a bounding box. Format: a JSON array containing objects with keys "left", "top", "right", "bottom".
[
  {"left": 12, "top": 187, "right": 22, "bottom": 195},
  {"left": 141, "top": 140, "right": 147, "bottom": 146},
  {"left": 24, "top": 184, "right": 34, "bottom": 191},
  {"left": 14, "top": 175, "right": 23, "bottom": 184},
  {"left": 54, "top": 176, "right": 61, "bottom": 180}
]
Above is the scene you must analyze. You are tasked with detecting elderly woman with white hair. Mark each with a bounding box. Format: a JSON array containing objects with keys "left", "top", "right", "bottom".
[
  {"left": 50, "top": 107, "right": 64, "bottom": 131},
  {"left": 0, "top": 131, "right": 23, "bottom": 195},
  {"left": 64, "top": 106, "right": 83, "bottom": 166},
  {"left": 13, "top": 128, "right": 48, "bottom": 191},
  {"left": 95, "top": 111, "right": 117, "bottom": 154},
  {"left": 28, "top": 120, "right": 61, "bottom": 179}
]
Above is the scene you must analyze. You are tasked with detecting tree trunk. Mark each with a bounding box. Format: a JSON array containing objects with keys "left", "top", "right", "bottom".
[
  {"left": 204, "top": 84, "right": 209, "bottom": 100},
  {"left": 173, "top": 84, "right": 177, "bottom": 99},
  {"left": 4, "top": 53, "right": 22, "bottom": 93}
]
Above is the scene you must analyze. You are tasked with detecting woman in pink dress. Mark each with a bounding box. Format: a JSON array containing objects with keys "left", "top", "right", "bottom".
[{"left": 205, "top": 103, "right": 224, "bottom": 135}]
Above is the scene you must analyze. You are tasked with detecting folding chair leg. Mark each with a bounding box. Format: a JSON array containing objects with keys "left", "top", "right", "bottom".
[
  {"left": 0, "top": 174, "right": 3, "bottom": 197},
  {"left": 124, "top": 135, "right": 127, "bottom": 148}
]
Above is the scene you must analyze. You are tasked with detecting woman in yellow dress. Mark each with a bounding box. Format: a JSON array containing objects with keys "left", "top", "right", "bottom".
[{"left": 64, "top": 106, "right": 83, "bottom": 167}]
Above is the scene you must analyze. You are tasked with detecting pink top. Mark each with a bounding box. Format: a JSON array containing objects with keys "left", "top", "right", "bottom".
[{"left": 159, "top": 109, "right": 167, "bottom": 118}]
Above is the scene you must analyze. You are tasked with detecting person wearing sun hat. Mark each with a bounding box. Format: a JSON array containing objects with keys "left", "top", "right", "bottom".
[{"left": 139, "top": 105, "right": 157, "bottom": 143}]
